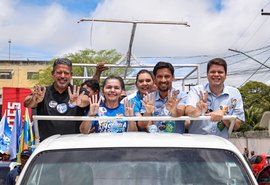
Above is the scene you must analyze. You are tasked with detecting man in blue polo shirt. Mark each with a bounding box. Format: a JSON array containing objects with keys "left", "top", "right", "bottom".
[
  {"left": 185, "top": 58, "right": 245, "bottom": 139},
  {"left": 139, "top": 61, "right": 187, "bottom": 133}
]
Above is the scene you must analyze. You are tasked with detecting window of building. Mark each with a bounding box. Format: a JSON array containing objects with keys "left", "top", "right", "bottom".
[
  {"left": 27, "top": 72, "right": 39, "bottom": 80},
  {"left": 0, "top": 69, "right": 13, "bottom": 79}
]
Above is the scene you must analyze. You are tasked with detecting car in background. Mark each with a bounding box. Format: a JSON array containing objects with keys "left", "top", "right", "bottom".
[
  {"left": 16, "top": 133, "right": 257, "bottom": 185},
  {"left": 250, "top": 154, "right": 270, "bottom": 176},
  {"left": 257, "top": 165, "right": 270, "bottom": 185}
]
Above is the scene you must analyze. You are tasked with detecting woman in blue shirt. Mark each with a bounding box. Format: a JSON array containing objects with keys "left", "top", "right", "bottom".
[
  {"left": 80, "top": 75, "right": 137, "bottom": 133},
  {"left": 126, "top": 69, "right": 155, "bottom": 116}
]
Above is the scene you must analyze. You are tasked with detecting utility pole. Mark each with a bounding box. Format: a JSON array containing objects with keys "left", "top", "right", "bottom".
[
  {"left": 8, "top": 39, "right": 11, "bottom": 61},
  {"left": 261, "top": 9, "right": 270, "bottom": 16}
]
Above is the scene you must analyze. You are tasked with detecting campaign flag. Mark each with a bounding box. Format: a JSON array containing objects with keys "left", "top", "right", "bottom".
[
  {"left": 9, "top": 107, "right": 22, "bottom": 160},
  {"left": 17, "top": 108, "right": 35, "bottom": 163},
  {"left": 25, "top": 109, "right": 34, "bottom": 152},
  {"left": 83, "top": 66, "right": 88, "bottom": 82},
  {"left": 0, "top": 111, "right": 12, "bottom": 153}
]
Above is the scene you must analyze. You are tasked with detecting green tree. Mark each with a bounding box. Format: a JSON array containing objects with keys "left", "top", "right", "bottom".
[
  {"left": 239, "top": 81, "right": 270, "bottom": 131},
  {"left": 36, "top": 49, "right": 134, "bottom": 87}
]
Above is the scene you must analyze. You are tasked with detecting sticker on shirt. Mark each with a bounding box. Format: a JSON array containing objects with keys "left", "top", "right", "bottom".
[
  {"left": 49, "top": 100, "right": 58, "bottom": 108},
  {"left": 99, "top": 107, "right": 107, "bottom": 116},
  {"left": 159, "top": 121, "right": 175, "bottom": 133},
  {"left": 57, "top": 103, "right": 68, "bottom": 114},
  {"left": 163, "top": 107, "right": 171, "bottom": 116},
  {"left": 231, "top": 98, "right": 237, "bottom": 108},
  {"left": 68, "top": 102, "right": 76, "bottom": 108},
  {"left": 220, "top": 105, "right": 229, "bottom": 114},
  {"left": 217, "top": 121, "right": 225, "bottom": 131},
  {"left": 148, "top": 125, "right": 158, "bottom": 133}
]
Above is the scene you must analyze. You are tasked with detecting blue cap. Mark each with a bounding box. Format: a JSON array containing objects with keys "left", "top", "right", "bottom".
[{"left": 21, "top": 150, "right": 32, "bottom": 157}]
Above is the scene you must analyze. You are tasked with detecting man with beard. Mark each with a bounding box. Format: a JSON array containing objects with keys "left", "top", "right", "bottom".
[
  {"left": 24, "top": 58, "right": 90, "bottom": 142},
  {"left": 139, "top": 61, "right": 187, "bottom": 133},
  {"left": 185, "top": 58, "right": 244, "bottom": 139}
]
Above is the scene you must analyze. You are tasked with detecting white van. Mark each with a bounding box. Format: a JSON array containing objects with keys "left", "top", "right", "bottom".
[{"left": 16, "top": 132, "right": 257, "bottom": 185}]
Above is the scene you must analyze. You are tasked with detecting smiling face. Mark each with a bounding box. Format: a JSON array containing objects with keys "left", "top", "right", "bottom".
[
  {"left": 52, "top": 64, "right": 72, "bottom": 92},
  {"left": 136, "top": 72, "right": 154, "bottom": 96},
  {"left": 207, "top": 64, "right": 226, "bottom": 88},
  {"left": 155, "top": 68, "right": 174, "bottom": 92},
  {"left": 102, "top": 79, "right": 122, "bottom": 102}
]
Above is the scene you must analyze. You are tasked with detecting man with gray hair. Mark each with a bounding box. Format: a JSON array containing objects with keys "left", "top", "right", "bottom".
[{"left": 24, "top": 58, "right": 89, "bottom": 141}]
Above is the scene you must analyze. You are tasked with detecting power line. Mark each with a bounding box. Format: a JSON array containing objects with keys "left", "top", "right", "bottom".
[
  {"left": 228, "top": 48, "right": 270, "bottom": 69},
  {"left": 240, "top": 56, "right": 270, "bottom": 87}
]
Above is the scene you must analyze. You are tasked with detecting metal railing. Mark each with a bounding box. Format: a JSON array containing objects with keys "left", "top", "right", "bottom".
[{"left": 33, "top": 115, "right": 237, "bottom": 145}]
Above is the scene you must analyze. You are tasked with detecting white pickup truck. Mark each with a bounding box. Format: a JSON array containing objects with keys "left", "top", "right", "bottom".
[{"left": 16, "top": 132, "right": 257, "bottom": 185}]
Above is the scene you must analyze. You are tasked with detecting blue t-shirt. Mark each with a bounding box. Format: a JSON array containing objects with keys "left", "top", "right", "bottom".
[{"left": 92, "top": 103, "right": 128, "bottom": 133}]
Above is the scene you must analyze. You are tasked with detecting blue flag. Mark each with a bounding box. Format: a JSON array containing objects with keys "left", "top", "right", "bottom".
[
  {"left": 9, "top": 107, "right": 22, "bottom": 160},
  {"left": 0, "top": 111, "right": 12, "bottom": 153}
]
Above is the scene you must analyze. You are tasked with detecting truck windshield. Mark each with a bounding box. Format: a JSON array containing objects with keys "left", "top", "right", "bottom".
[{"left": 22, "top": 148, "right": 252, "bottom": 185}]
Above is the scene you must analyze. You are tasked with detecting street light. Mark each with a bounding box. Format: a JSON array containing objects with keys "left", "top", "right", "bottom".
[{"left": 8, "top": 39, "right": 11, "bottom": 61}]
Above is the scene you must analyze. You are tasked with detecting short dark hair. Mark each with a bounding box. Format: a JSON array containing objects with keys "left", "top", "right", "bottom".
[
  {"left": 135, "top": 69, "right": 155, "bottom": 83},
  {"left": 207, "top": 58, "right": 227, "bottom": 74},
  {"left": 153, "top": 61, "right": 174, "bottom": 76},
  {"left": 102, "top": 75, "right": 125, "bottom": 91},
  {"left": 52, "top": 58, "right": 73, "bottom": 74},
  {"left": 81, "top": 79, "right": 100, "bottom": 93}
]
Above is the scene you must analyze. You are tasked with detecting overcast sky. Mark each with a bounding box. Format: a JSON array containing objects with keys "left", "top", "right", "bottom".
[{"left": 1, "top": 0, "right": 270, "bottom": 87}]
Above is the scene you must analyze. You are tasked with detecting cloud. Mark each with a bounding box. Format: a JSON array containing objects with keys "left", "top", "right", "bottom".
[
  {"left": 80, "top": 0, "right": 269, "bottom": 58},
  {"left": 0, "top": 0, "right": 268, "bottom": 57},
  {"left": 0, "top": 0, "right": 269, "bottom": 87}
]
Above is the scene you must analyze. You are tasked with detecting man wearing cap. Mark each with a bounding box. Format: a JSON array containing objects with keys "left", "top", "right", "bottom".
[
  {"left": 5, "top": 150, "right": 31, "bottom": 185},
  {"left": 24, "top": 58, "right": 90, "bottom": 141}
]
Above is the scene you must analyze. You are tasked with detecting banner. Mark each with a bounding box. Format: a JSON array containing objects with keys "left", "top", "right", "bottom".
[{"left": 2, "top": 87, "right": 32, "bottom": 127}]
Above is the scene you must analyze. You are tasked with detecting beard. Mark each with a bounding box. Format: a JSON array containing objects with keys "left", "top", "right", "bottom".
[
  {"left": 158, "top": 86, "right": 170, "bottom": 92},
  {"left": 54, "top": 78, "right": 69, "bottom": 92},
  {"left": 158, "top": 82, "right": 171, "bottom": 92}
]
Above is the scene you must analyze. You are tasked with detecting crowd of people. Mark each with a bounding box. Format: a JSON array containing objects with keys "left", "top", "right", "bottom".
[{"left": 23, "top": 57, "right": 245, "bottom": 141}]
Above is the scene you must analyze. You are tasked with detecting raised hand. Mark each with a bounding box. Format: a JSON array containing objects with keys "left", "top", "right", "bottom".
[
  {"left": 166, "top": 90, "right": 181, "bottom": 114},
  {"left": 88, "top": 94, "right": 101, "bottom": 116},
  {"left": 141, "top": 92, "right": 155, "bottom": 115},
  {"left": 32, "top": 85, "right": 46, "bottom": 103},
  {"left": 124, "top": 99, "right": 135, "bottom": 117},
  {"left": 68, "top": 85, "right": 85, "bottom": 106},
  {"left": 96, "top": 62, "right": 109, "bottom": 72},
  {"left": 196, "top": 90, "right": 208, "bottom": 115}
]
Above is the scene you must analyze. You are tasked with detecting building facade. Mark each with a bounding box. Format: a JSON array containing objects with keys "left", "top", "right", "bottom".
[{"left": 0, "top": 60, "right": 49, "bottom": 114}]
